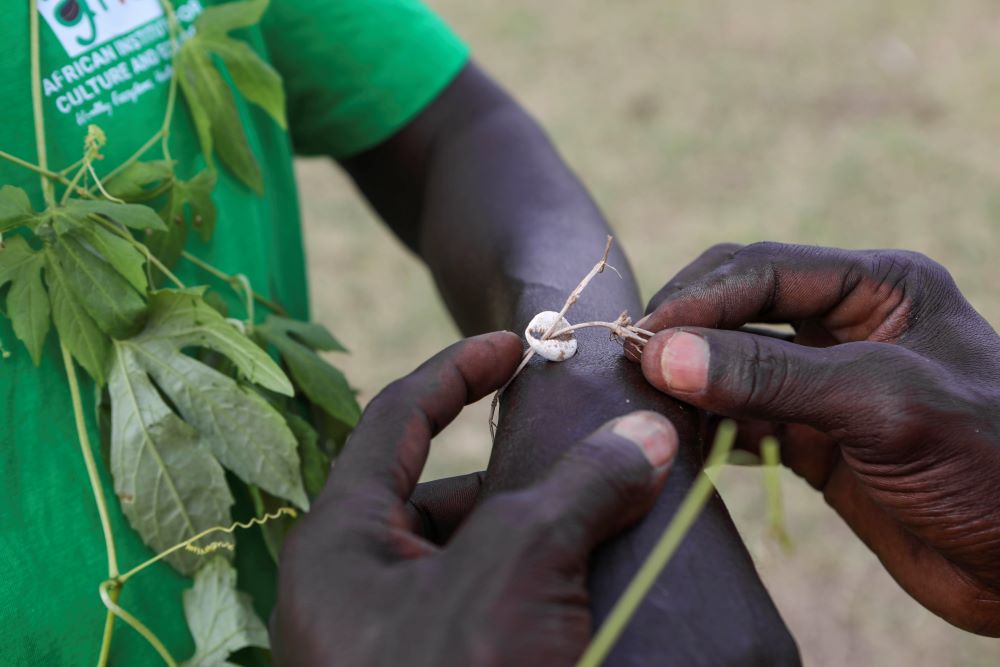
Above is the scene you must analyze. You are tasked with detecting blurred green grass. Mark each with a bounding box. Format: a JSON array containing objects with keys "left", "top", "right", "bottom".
[{"left": 298, "top": 1, "right": 1000, "bottom": 664}]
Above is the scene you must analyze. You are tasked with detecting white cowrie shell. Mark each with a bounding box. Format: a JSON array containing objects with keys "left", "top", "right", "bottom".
[{"left": 525, "top": 311, "right": 577, "bottom": 362}]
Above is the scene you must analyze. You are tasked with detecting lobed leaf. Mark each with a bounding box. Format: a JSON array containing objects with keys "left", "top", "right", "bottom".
[
  {"left": 286, "top": 412, "right": 329, "bottom": 499},
  {"left": 45, "top": 252, "right": 110, "bottom": 383},
  {"left": 112, "top": 290, "right": 307, "bottom": 511},
  {"left": 0, "top": 237, "right": 50, "bottom": 364},
  {"left": 170, "top": 170, "right": 218, "bottom": 243},
  {"left": 141, "top": 289, "right": 291, "bottom": 394},
  {"left": 181, "top": 557, "right": 269, "bottom": 667},
  {"left": 205, "top": 36, "right": 286, "bottom": 129},
  {"left": 71, "top": 224, "right": 148, "bottom": 293},
  {"left": 196, "top": 0, "right": 270, "bottom": 37},
  {"left": 0, "top": 185, "right": 35, "bottom": 233},
  {"left": 110, "top": 345, "right": 235, "bottom": 574},
  {"left": 261, "top": 315, "right": 347, "bottom": 352},
  {"left": 177, "top": 41, "right": 263, "bottom": 193},
  {"left": 0, "top": 236, "right": 39, "bottom": 286},
  {"left": 49, "top": 233, "right": 147, "bottom": 339},
  {"left": 64, "top": 199, "right": 167, "bottom": 232},
  {"left": 105, "top": 160, "right": 175, "bottom": 202},
  {"left": 258, "top": 317, "right": 360, "bottom": 427}
]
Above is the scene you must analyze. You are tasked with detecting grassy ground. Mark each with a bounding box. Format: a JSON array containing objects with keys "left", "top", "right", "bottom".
[{"left": 298, "top": 1, "right": 1000, "bottom": 663}]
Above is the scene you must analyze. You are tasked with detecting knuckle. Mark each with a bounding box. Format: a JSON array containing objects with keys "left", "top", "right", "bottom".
[
  {"left": 704, "top": 242, "right": 743, "bottom": 259},
  {"left": 840, "top": 344, "right": 946, "bottom": 443},
  {"left": 733, "top": 336, "right": 794, "bottom": 412},
  {"left": 739, "top": 240, "right": 785, "bottom": 258}
]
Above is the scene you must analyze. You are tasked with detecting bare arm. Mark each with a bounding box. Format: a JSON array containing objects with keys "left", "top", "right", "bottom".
[{"left": 341, "top": 62, "right": 799, "bottom": 664}]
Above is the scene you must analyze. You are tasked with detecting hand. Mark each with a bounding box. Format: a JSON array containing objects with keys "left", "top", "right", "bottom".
[
  {"left": 271, "top": 332, "right": 680, "bottom": 666},
  {"left": 633, "top": 242, "right": 1000, "bottom": 636},
  {"left": 487, "top": 326, "right": 801, "bottom": 665}
]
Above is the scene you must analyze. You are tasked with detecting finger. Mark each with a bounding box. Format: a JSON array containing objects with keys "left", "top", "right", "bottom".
[
  {"left": 625, "top": 244, "right": 742, "bottom": 362},
  {"left": 643, "top": 243, "right": 743, "bottom": 316},
  {"left": 637, "top": 242, "right": 929, "bottom": 344},
  {"left": 325, "top": 332, "right": 523, "bottom": 508},
  {"left": 449, "top": 411, "right": 679, "bottom": 568},
  {"left": 641, "top": 327, "right": 936, "bottom": 440},
  {"left": 406, "top": 471, "right": 484, "bottom": 545}
]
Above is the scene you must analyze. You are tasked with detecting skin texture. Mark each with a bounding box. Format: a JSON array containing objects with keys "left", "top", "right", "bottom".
[
  {"left": 271, "top": 333, "right": 681, "bottom": 666},
  {"left": 634, "top": 241, "right": 1000, "bottom": 636},
  {"left": 338, "top": 63, "right": 800, "bottom": 664}
]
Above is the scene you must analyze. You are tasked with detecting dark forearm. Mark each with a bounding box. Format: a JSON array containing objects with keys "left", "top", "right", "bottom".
[
  {"left": 343, "top": 63, "right": 636, "bottom": 335},
  {"left": 343, "top": 62, "right": 798, "bottom": 664}
]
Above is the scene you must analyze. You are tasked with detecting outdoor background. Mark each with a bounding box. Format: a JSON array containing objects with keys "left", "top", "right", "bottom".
[{"left": 297, "top": 1, "right": 1000, "bottom": 664}]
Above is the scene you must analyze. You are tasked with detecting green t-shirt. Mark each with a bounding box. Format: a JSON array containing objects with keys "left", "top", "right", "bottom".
[{"left": 0, "top": 1, "right": 466, "bottom": 664}]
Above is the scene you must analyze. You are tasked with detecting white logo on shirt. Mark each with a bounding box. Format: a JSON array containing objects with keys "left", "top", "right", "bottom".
[{"left": 39, "top": 0, "right": 165, "bottom": 58}]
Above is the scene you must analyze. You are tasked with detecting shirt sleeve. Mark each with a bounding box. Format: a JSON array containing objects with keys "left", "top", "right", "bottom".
[{"left": 262, "top": 0, "right": 469, "bottom": 159}]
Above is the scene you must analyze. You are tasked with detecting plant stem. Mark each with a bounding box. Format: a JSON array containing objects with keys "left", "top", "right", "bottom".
[
  {"left": 99, "top": 582, "right": 177, "bottom": 667},
  {"left": 160, "top": 0, "right": 181, "bottom": 161},
  {"left": 92, "top": 130, "right": 163, "bottom": 193},
  {"left": 181, "top": 251, "right": 288, "bottom": 316},
  {"left": 61, "top": 343, "right": 122, "bottom": 667},
  {"left": 0, "top": 150, "right": 96, "bottom": 199},
  {"left": 61, "top": 163, "right": 90, "bottom": 206},
  {"left": 88, "top": 215, "right": 186, "bottom": 289},
  {"left": 575, "top": 421, "right": 737, "bottom": 667},
  {"left": 29, "top": 0, "right": 54, "bottom": 206},
  {"left": 117, "top": 507, "right": 297, "bottom": 585},
  {"left": 761, "top": 436, "right": 792, "bottom": 551},
  {"left": 62, "top": 344, "right": 119, "bottom": 575},
  {"left": 1, "top": 149, "right": 58, "bottom": 181},
  {"left": 96, "top": 589, "right": 120, "bottom": 667}
]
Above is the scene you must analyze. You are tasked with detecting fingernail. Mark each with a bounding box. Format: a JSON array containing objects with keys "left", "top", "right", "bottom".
[
  {"left": 612, "top": 411, "right": 678, "bottom": 469},
  {"left": 659, "top": 331, "right": 709, "bottom": 393},
  {"left": 634, "top": 314, "right": 651, "bottom": 330}
]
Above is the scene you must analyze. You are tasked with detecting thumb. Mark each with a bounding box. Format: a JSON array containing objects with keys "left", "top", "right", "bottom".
[
  {"left": 527, "top": 411, "right": 679, "bottom": 559},
  {"left": 640, "top": 327, "right": 918, "bottom": 434}
]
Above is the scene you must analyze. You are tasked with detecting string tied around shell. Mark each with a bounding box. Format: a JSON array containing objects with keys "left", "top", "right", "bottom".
[{"left": 489, "top": 237, "right": 655, "bottom": 438}]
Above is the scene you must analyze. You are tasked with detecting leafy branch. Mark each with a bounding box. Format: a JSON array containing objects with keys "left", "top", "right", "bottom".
[{"left": 3, "top": 1, "right": 359, "bottom": 665}]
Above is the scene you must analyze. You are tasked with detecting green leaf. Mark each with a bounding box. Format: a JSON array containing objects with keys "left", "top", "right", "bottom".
[
  {"left": 147, "top": 170, "right": 218, "bottom": 276},
  {"left": 142, "top": 289, "right": 291, "bottom": 394},
  {"left": 206, "top": 37, "right": 286, "bottom": 129},
  {"left": 106, "top": 160, "right": 175, "bottom": 202},
  {"left": 49, "top": 233, "right": 147, "bottom": 339},
  {"left": 72, "top": 224, "right": 148, "bottom": 293},
  {"left": 45, "top": 252, "right": 110, "bottom": 383},
  {"left": 65, "top": 199, "right": 167, "bottom": 232},
  {"left": 176, "top": 46, "right": 215, "bottom": 170},
  {"left": 262, "top": 315, "right": 347, "bottom": 352},
  {"left": 115, "top": 290, "right": 307, "bottom": 509},
  {"left": 177, "top": 41, "right": 262, "bottom": 193},
  {"left": 110, "top": 345, "right": 234, "bottom": 575},
  {"left": 0, "top": 237, "right": 50, "bottom": 364},
  {"left": 181, "top": 557, "right": 270, "bottom": 667},
  {"left": 0, "top": 236, "right": 38, "bottom": 286},
  {"left": 287, "top": 412, "right": 329, "bottom": 498},
  {"left": 196, "top": 0, "right": 270, "bottom": 36},
  {"left": 0, "top": 185, "right": 35, "bottom": 233},
  {"left": 258, "top": 317, "right": 360, "bottom": 427},
  {"left": 7, "top": 254, "right": 50, "bottom": 364},
  {"left": 171, "top": 170, "right": 218, "bottom": 243}
]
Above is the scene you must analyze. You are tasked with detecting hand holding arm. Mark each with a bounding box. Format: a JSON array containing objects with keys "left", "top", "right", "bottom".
[
  {"left": 342, "top": 64, "right": 800, "bottom": 665},
  {"left": 272, "top": 333, "right": 680, "bottom": 666},
  {"left": 635, "top": 242, "right": 1000, "bottom": 636}
]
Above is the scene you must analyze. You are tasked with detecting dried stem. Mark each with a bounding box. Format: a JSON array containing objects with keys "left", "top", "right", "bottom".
[{"left": 489, "top": 237, "right": 648, "bottom": 438}]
